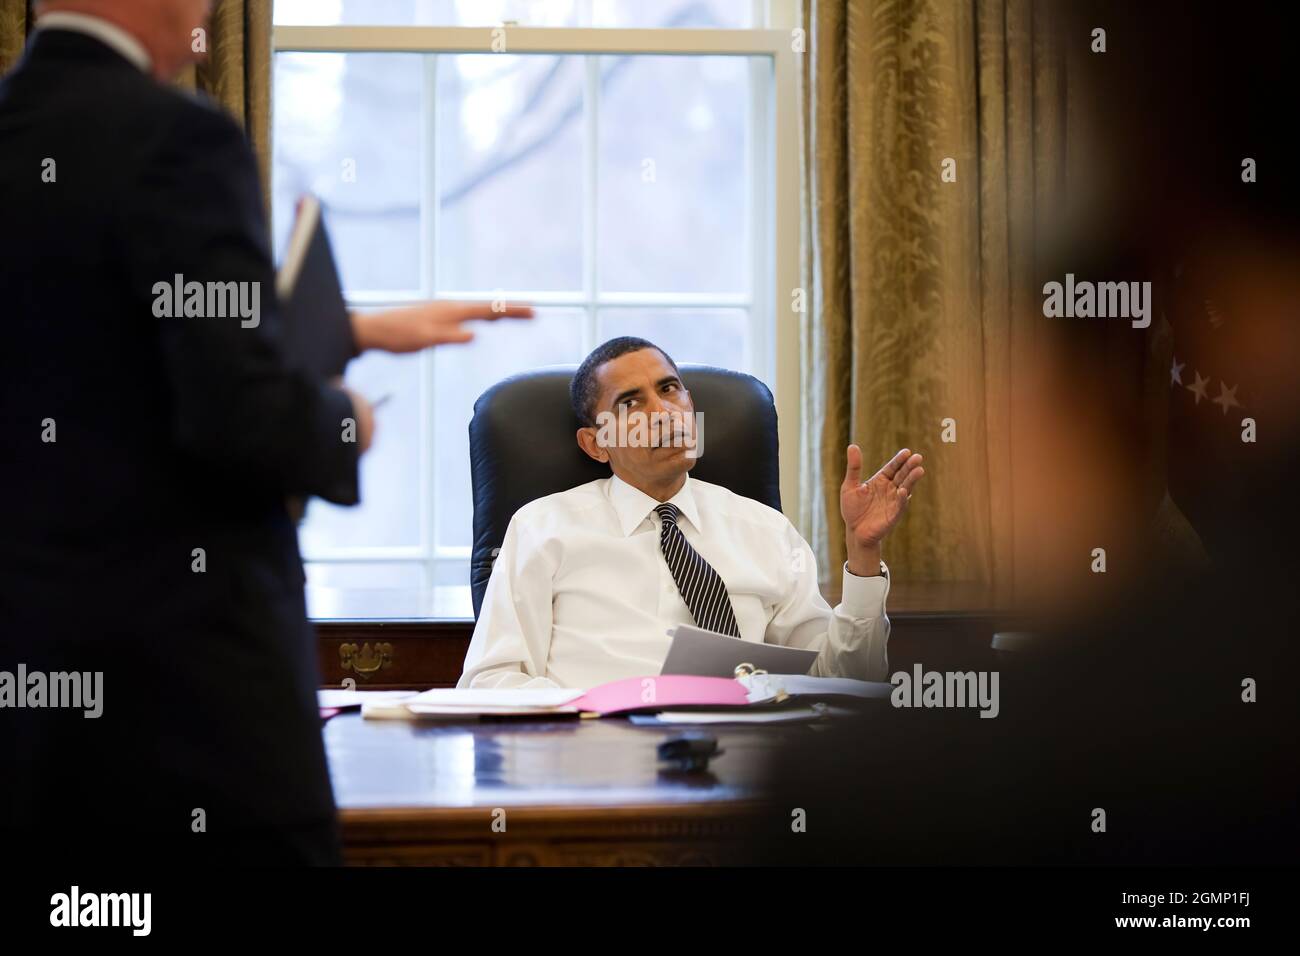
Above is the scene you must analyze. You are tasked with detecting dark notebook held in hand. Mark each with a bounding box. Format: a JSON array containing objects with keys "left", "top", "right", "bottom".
[{"left": 276, "top": 194, "right": 355, "bottom": 379}]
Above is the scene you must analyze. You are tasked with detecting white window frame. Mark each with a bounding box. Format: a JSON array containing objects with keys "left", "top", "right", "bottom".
[{"left": 273, "top": 11, "right": 802, "bottom": 588}]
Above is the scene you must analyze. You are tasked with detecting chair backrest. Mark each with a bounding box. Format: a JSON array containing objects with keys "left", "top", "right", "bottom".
[{"left": 468, "top": 363, "right": 782, "bottom": 618}]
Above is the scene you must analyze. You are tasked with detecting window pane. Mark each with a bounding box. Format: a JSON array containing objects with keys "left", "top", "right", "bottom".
[
  {"left": 598, "top": 308, "right": 751, "bottom": 372},
  {"left": 305, "top": 562, "right": 425, "bottom": 589},
  {"left": 273, "top": 52, "right": 424, "bottom": 294},
  {"left": 591, "top": 0, "right": 755, "bottom": 28},
  {"left": 437, "top": 54, "right": 584, "bottom": 292},
  {"left": 273, "top": 0, "right": 753, "bottom": 28},
  {"left": 597, "top": 55, "right": 750, "bottom": 293},
  {"left": 433, "top": 309, "right": 585, "bottom": 548},
  {"left": 270, "top": 19, "right": 773, "bottom": 597},
  {"left": 432, "top": 562, "right": 475, "bottom": 588},
  {"left": 298, "top": 350, "right": 424, "bottom": 553}
]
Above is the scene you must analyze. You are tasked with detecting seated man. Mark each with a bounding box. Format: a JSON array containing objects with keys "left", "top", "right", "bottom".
[{"left": 458, "top": 337, "right": 924, "bottom": 689}]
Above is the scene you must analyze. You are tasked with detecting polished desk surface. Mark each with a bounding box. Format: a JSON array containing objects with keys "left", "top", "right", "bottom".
[
  {"left": 325, "top": 711, "right": 803, "bottom": 864},
  {"left": 326, "top": 711, "right": 786, "bottom": 810},
  {"left": 311, "top": 580, "right": 1011, "bottom": 862}
]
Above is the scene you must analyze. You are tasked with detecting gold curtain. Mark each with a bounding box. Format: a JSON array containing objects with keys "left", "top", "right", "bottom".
[
  {"left": 800, "top": 0, "right": 1098, "bottom": 594},
  {"left": 1, "top": 1, "right": 272, "bottom": 199},
  {"left": 177, "top": 0, "right": 274, "bottom": 202},
  {"left": 0, "top": 0, "right": 32, "bottom": 74}
]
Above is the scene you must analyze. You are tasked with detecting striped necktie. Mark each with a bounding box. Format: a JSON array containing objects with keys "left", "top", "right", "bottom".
[{"left": 654, "top": 503, "right": 742, "bottom": 638}]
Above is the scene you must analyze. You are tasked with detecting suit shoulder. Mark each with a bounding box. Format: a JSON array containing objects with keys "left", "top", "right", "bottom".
[
  {"left": 1, "top": 62, "right": 244, "bottom": 165},
  {"left": 142, "top": 86, "right": 251, "bottom": 153},
  {"left": 76, "top": 64, "right": 245, "bottom": 144},
  {"left": 127, "top": 88, "right": 264, "bottom": 215}
]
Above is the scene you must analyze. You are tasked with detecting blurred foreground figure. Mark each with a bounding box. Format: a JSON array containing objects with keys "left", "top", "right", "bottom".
[
  {"left": 751, "top": 0, "right": 1299, "bottom": 865},
  {"left": 0, "top": 1, "right": 364, "bottom": 864}
]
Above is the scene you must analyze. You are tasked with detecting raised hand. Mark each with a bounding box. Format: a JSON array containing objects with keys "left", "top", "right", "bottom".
[{"left": 840, "top": 445, "right": 924, "bottom": 562}]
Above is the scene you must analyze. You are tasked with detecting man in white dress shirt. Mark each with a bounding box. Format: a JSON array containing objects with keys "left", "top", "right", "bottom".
[{"left": 459, "top": 338, "right": 924, "bottom": 689}]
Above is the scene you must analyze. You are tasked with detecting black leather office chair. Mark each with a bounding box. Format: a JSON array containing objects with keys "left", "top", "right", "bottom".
[{"left": 468, "top": 364, "right": 782, "bottom": 618}]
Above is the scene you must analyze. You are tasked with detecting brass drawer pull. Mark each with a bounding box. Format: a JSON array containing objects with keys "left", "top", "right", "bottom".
[{"left": 339, "top": 642, "right": 393, "bottom": 680}]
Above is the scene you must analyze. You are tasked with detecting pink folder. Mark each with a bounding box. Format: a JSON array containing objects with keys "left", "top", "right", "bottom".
[{"left": 571, "top": 675, "right": 750, "bottom": 716}]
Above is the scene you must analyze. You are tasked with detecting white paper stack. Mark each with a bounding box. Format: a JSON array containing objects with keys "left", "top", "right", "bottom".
[
  {"left": 360, "top": 687, "right": 587, "bottom": 720},
  {"left": 317, "top": 689, "right": 419, "bottom": 710}
]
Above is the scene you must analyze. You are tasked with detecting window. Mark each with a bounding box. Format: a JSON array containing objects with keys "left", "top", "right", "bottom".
[{"left": 271, "top": 1, "right": 801, "bottom": 607}]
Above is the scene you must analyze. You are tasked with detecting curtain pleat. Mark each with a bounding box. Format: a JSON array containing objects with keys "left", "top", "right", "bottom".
[
  {"left": 178, "top": 0, "right": 273, "bottom": 205},
  {"left": 801, "top": 0, "right": 1078, "bottom": 596},
  {"left": 0, "top": 0, "right": 32, "bottom": 74}
]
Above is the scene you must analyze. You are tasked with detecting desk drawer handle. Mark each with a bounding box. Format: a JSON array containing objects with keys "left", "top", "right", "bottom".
[{"left": 339, "top": 642, "right": 393, "bottom": 680}]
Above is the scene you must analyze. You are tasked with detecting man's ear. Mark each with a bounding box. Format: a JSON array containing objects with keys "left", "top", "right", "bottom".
[{"left": 575, "top": 427, "right": 609, "bottom": 463}]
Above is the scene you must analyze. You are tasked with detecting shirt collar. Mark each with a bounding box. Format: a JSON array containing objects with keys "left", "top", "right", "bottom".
[
  {"left": 608, "top": 472, "right": 703, "bottom": 538},
  {"left": 36, "top": 12, "right": 152, "bottom": 74}
]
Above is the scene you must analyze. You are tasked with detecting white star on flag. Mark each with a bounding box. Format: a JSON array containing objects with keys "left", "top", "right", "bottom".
[
  {"left": 1186, "top": 371, "right": 1210, "bottom": 405},
  {"left": 1170, "top": 357, "right": 1185, "bottom": 386},
  {"left": 1211, "top": 381, "right": 1241, "bottom": 415}
]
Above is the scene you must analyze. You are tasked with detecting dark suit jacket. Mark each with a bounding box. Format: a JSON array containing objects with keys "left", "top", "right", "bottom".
[{"left": 0, "top": 29, "right": 356, "bottom": 863}]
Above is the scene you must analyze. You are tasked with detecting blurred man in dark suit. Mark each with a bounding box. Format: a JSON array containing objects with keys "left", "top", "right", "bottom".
[{"left": 0, "top": 0, "right": 527, "bottom": 864}]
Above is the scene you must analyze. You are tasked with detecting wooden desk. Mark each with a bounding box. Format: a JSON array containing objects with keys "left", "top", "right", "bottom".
[
  {"left": 326, "top": 711, "right": 787, "bottom": 865},
  {"left": 317, "top": 584, "right": 1019, "bottom": 865}
]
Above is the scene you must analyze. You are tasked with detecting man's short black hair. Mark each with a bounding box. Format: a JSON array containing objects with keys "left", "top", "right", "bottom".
[{"left": 570, "top": 336, "right": 680, "bottom": 427}]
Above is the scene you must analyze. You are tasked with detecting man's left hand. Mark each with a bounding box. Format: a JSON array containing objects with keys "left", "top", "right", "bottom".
[{"left": 840, "top": 444, "right": 924, "bottom": 575}]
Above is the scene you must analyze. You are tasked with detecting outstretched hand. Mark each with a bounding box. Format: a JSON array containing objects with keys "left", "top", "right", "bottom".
[
  {"left": 840, "top": 445, "right": 924, "bottom": 554},
  {"left": 351, "top": 300, "right": 533, "bottom": 354}
]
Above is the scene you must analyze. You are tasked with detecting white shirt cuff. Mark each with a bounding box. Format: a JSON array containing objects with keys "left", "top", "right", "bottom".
[{"left": 840, "top": 559, "right": 889, "bottom": 620}]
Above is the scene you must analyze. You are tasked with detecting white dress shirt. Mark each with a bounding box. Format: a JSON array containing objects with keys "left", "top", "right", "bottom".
[
  {"left": 36, "top": 12, "right": 152, "bottom": 73},
  {"left": 459, "top": 473, "right": 891, "bottom": 689}
]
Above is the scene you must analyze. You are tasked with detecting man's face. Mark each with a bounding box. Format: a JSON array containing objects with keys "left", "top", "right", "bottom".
[{"left": 576, "top": 348, "right": 698, "bottom": 490}]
